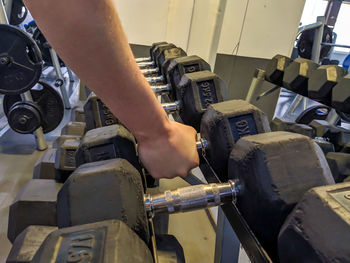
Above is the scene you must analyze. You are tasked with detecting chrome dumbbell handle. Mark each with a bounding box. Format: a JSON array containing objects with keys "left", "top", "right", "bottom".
[
  {"left": 141, "top": 67, "right": 160, "bottom": 76},
  {"left": 135, "top": 56, "right": 152, "bottom": 63},
  {"left": 146, "top": 75, "right": 165, "bottom": 84},
  {"left": 162, "top": 101, "right": 181, "bottom": 113},
  {"left": 144, "top": 180, "right": 238, "bottom": 217},
  {"left": 151, "top": 84, "right": 172, "bottom": 95},
  {"left": 138, "top": 61, "right": 156, "bottom": 69}
]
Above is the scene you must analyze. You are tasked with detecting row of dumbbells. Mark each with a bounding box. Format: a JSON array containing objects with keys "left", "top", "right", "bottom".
[
  {"left": 265, "top": 54, "right": 350, "bottom": 114},
  {"left": 7, "top": 43, "right": 350, "bottom": 262}
]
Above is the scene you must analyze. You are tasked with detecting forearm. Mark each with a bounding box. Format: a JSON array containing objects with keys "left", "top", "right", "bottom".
[{"left": 23, "top": 0, "right": 170, "bottom": 141}]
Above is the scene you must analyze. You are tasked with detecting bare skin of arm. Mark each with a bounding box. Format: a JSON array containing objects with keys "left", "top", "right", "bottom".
[{"left": 23, "top": 0, "right": 199, "bottom": 179}]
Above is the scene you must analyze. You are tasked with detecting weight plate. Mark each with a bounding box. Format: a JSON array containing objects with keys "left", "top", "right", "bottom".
[
  {"left": 32, "top": 28, "right": 65, "bottom": 67},
  {"left": 297, "top": 25, "right": 333, "bottom": 61},
  {"left": 0, "top": 24, "right": 43, "bottom": 95},
  {"left": 3, "top": 81, "right": 64, "bottom": 133},
  {"left": 295, "top": 105, "right": 331, "bottom": 125},
  {"left": 337, "top": 111, "right": 350, "bottom": 123},
  {"left": 9, "top": 0, "right": 28, "bottom": 26},
  {"left": 8, "top": 101, "right": 42, "bottom": 134}
]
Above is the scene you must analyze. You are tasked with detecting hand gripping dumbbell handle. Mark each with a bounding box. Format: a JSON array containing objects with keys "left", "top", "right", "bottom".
[{"left": 144, "top": 180, "right": 239, "bottom": 217}]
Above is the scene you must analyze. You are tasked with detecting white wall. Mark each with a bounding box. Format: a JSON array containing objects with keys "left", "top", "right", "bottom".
[
  {"left": 217, "top": 0, "right": 306, "bottom": 58},
  {"left": 114, "top": 0, "right": 306, "bottom": 62}
]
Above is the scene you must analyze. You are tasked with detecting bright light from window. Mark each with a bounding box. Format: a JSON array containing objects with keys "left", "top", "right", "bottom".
[
  {"left": 333, "top": 3, "right": 350, "bottom": 53},
  {"left": 300, "top": 0, "right": 328, "bottom": 26}
]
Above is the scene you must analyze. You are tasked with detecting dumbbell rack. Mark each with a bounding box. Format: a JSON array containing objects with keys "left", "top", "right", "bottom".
[{"left": 161, "top": 94, "right": 273, "bottom": 263}]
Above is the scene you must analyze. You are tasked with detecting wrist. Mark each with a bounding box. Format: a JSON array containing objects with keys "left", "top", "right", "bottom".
[{"left": 134, "top": 114, "right": 172, "bottom": 145}]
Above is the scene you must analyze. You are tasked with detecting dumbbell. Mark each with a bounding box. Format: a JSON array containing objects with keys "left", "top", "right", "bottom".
[
  {"left": 278, "top": 181, "right": 350, "bottom": 262},
  {"left": 7, "top": 99, "right": 270, "bottom": 243},
  {"left": 308, "top": 65, "right": 347, "bottom": 106},
  {"left": 8, "top": 219, "right": 185, "bottom": 263},
  {"left": 84, "top": 70, "right": 224, "bottom": 132},
  {"left": 134, "top": 41, "right": 168, "bottom": 63},
  {"left": 332, "top": 74, "right": 350, "bottom": 114},
  {"left": 265, "top": 55, "right": 319, "bottom": 97},
  {"left": 326, "top": 152, "right": 350, "bottom": 183},
  {"left": 60, "top": 131, "right": 333, "bottom": 261}
]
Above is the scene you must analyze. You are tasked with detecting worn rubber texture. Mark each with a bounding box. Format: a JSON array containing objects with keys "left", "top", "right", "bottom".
[
  {"left": 166, "top": 55, "right": 211, "bottom": 100},
  {"left": 57, "top": 159, "right": 150, "bottom": 244},
  {"left": 32, "top": 148, "right": 59, "bottom": 180},
  {"left": 8, "top": 179, "right": 62, "bottom": 243},
  {"left": 313, "top": 138, "right": 335, "bottom": 155},
  {"left": 70, "top": 104, "right": 86, "bottom": 122},
  {"left": 177, "top": 71, "right": 225, "bottom": 131},
  {"left": 264, "top": 54, "right": 293, "bottom": 86},
  {"left": 332, "top": 74, "right": 350, "bottom": 114},
  {"left": 61, "top": 121, "right": 86, "bottom": 136},
  {"left": 228, "top": 131, "right": 334, "bottom": 260},
  {"left": 52, "top": 135, "right": 82, "bottom": 149},
  {"left": 54, "top": 139, "right": 80, "bottom": 171},
  {"left": 270, "top": 118, "right": 314, "bottom": 138},
  {"left": 282, "top": 58, "right": 318, "bottom": 96},
  {"left": 278, "top": 182, "right": 350, "bottom": 263},
  {"left": 308, "top": 65, "right": 347, "bottom": 105},
  {"left": 326, "top": 152, "right": 350, "bottom": 183},
  {"left": 200, "top": 100, "right": 270, "bottom": 181},
  {"left": 32, "top": 220, "right": 153, "bottom": 263},
  {"left": 7, "top": 226, "right": 57, "bottom": 263},
  {"left": 84, "top": 93, "right": 120, "bottom": 131}
]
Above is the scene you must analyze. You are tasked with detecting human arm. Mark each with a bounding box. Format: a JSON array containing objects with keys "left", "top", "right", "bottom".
[{"left": 23, "top": 0, "right": 199, "bottom": 178}]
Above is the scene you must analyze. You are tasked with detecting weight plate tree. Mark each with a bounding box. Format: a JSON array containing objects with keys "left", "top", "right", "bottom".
[
  {"left": 0, "top": 24, "right": 43, "bottom": 95},
  {"left": 32, "top": 28, "right": 65, "bottom": 67},
  {"left": 3, "top": 81, "right": 64, "bottom": 133}
]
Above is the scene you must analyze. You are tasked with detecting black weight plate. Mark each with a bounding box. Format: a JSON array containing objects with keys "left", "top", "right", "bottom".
[
  {"left": 3, "top": 81, "right": 64, "bottom": 133},
  {"left": 0, "top": 25, "right": 42, "bottom": 95},
  {"left": 9, "top": 0, "right": 28, "bottom": 26},
  {"left": 8, "top": 101, "right": 42, "bottom": 134},
  {"left": 297, "top": 25, "right": 333, "bottom": 60},
  {"left": 295, "top": 105, "right": 331, "bottom": 125},
  {"left": 32, "top": 28, "right": 65, "bottom": 67}
]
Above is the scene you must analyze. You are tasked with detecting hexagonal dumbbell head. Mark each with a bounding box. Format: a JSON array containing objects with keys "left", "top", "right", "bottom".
[
  {"left": 32, "top": 220, "right": 153, "bottom": 263},
  {"left": 54, "top": 139, "right": 80, "bottom": 182},
  {"left": 200, "top": 100, "right": 271, "bottom": 181},
  {"left": 61, "top": 121, "right": 86, "bottom": 136},
  {"left": 75, "top": 124, "right": 140, "bottom": 169},
  {"left": 265, "top": 54, "right": 293, "bottom": 86},
  {"left": 84, "top": 93, "right": 120, "bottom": 131},
  {"left": 152, "top": 43, "right": 176, "bottom": 63},
  {"left": 8, "top": 180, "right": 62, "bottom": 243},
  {"left": 326, "top": 152, "right": 350, "bottom": 183},
  {"left": 270, "top": 118, "right": 314, "bottom": 138},
  {"left": 177, "top": 71, "right": 225, "bottom": 131},
  {"left": 33, "top": 148, "right": 59, "bottom": 180},
  {"left": 70, "top": 104, "right": 85, "bottom": 122},
  {"left": 52, "top": 135, "right": 82, "bottom": 149},
  {"left": 158, "top": 47, "right": 187, "bottom": 78},
  {"left": 308, "top": 65, "right": 347, "bottom": 105},
  {"left": 283, "top": 58, "right": 318, "bottom": 96},
  {"left": 332, "top": 74, "right": 350, "bottom": 114},
  {"left": 166, "top": 55, "right": 211, "bottom": 100},
  {"left": 7, "top": 225, "right": 57, "bottom": 263},
  {"left": 278, "top": 182, "right": 350, "bottom": 263},
  {"left": 228, "top": 131, "right": 334, "bottom": 260},
  {"left": 57, "top": 159, "right": 150, "bottom": 244}
]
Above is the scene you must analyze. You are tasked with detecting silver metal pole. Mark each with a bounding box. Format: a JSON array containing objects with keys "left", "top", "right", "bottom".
[
  {"left": 0, "top": 0, "right": 9, "bottom": 24},
  {"left": 3, "top": 0, "right": 12, "bottom": 20},
  {"left": 311, "top": 16, "right": 325, "bottom": 63},
  {"left": 245, "top": 69, "right": 265, "bottom": 103},
  {"left": 21, "top": 92, "right": 48, "bottom": 151},
  {"left": 49, "top": 48, "right": 71, "bottom": 109}
]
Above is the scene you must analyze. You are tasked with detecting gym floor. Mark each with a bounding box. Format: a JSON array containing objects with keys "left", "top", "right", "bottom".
[{"left": 0, "top": 110, "right": 216, "bottom": 263}]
